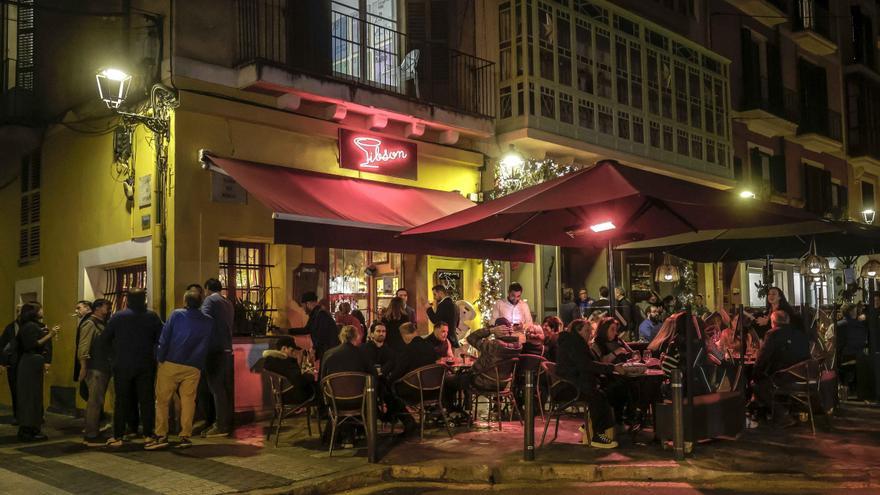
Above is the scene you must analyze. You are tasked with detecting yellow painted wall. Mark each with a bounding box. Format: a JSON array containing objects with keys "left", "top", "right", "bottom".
[
  {"left": 170, "top": 91, "right": 483, "bottom": 328},
  {"left": 426, "top": 256, "right": 484, "bottom": 333},
  {"left": 0, "top": 119, "right": 158, "bottom": 409}
]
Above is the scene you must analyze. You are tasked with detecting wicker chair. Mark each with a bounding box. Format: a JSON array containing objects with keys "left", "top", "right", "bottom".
[
  {"left": 467, "top": 358, "right": 519, "bottom": 431},
  {"left": 394, "top": 363, "right": 454, "bottom": 440},
  {"left": 263, "top": 370, "right": 321, "bottom": 447},
  {"left": 320, "top": 372, "right": 369, "bottom": 456}
]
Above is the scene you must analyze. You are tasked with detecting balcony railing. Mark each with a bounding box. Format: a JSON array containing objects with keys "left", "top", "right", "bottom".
[
  {"left": 235, "top": 0, "right": 495, "bottom": 118},
  {"left": 849, "top": 125, "right": 880, "bottom": 160},
  {"left": 791, "top": 0, "right": 834, "bottom": 42},
  {"left": 798, "top": 107, "right": 841, "bottom": 141},
  {"left": 742, "top": 76, "right": 799, "bottom": 123}
]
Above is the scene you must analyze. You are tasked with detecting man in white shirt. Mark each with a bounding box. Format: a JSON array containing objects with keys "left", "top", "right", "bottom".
[{"left": 491, "top": 283, "right": 533, "bottom": 327}]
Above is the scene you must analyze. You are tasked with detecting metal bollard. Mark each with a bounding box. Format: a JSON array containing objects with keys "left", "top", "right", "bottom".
[
  {"left": 671, "top": 369, "right": 684, "bottom": 461},
  {"left": 365, "top": 374, "right": 378, "bottom": 463},
  {"left": 523, "top": 369, "right": 535, "bottom": 461}
]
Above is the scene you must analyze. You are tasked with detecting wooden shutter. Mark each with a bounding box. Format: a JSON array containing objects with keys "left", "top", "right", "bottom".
[
  {"left": 740, "top": 29, "right": 759, "bottom": 106},
  {"left": 769, "top": 154, "right": 786, "bottom": 194},
  {"left": 749, "top": 147, "right": 763, "bottom": 185},
  {"left": 766, "top": 42, "right": 782, "bottom": 110}
]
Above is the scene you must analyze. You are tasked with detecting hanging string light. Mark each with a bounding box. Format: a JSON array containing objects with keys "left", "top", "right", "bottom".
[{"left": 655, "top": 253, "right": 681, "bottom": 283}]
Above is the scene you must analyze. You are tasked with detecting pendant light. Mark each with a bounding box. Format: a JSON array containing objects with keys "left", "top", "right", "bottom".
[
  {"left": 655, "top": 254, "right": 681, "bottom": 283},
  {"left": 800, "top": 238, "right": 830, "bottom": 278}
]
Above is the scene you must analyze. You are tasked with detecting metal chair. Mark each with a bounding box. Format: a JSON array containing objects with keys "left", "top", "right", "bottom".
[
  {"left": 263, "top": 370, "right": 321, "bottom": 447},
  {"left": 771, "top": 359, "right": 824, "bottom": 435},
  {"left": 539, "top": 361, "right": 590, "bottom": 447},
  {"left": 516, "top": 353, "right": 547, "bottom": 422},
  {"left": 320, "top": 372, "right": 369, "bottom": 456},
  {"left": 394, "top": 363, "right": 454, "bottom": 440},
  {"left": 467, "top": 358, "right": 519, "bottom": 431}
]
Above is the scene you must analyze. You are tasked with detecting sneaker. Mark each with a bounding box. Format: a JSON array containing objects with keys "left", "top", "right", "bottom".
[
  {"left": 106, "top": 437, "right": 124, "bottom": 447},
  {"left": 144, "top": 436, "right": 169, "bottom": 450},
  {"left": 201, "top": 426, "right": 230, "bottom": 438},
  {"left": 176, "top": 437, "right": 193, "bottom": 449},
  {"left": 589, "top": 433, "right": 618, "bottom": 449},
  {"left": 83, "top": 437, "right": 105, "bottom": 447}
]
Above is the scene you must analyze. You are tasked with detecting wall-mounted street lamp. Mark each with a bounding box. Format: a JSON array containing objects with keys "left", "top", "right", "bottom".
[
  {"left": 96, "top": 68, "right": 178, "bottom": 317},
  {"left": 739, "top": 190, "right": 757, "bottom": 199},
  {"left": 860, "top": 259, "right": 880, "bottom": 279},
  {"left": 862, "top": 209, "right": 875, "bottom": 225}
]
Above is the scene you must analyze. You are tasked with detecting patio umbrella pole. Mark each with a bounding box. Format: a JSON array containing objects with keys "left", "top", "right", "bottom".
[
  {"left": 870, "top": 280, "right": 880, "bottom": 401},
  {"left": 608, "top": 238, "right": 616, "bottom": 318},
  {"left": 739, "top": 304, "right": 746, "bottom": 394}
]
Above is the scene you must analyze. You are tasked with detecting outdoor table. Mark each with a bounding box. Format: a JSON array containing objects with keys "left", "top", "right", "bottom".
[{"left": 616, "top": 367, "right": 666, "bottom": 440}]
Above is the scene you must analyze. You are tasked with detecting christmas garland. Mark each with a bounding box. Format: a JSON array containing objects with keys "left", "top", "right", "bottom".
[{"left": 477, "top": 158, "right": 579, "bottom": 326}]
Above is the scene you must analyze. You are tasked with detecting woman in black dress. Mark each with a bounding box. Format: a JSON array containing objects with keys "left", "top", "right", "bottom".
[{"left": 16, "top": 302, "right": 59, "bottom": 442}]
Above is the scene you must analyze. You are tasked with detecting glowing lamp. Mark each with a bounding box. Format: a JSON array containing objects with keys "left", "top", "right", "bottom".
[
  {"left": 589, "top": 221, "right": 616, "bottom": 233},
  {"left": 739, "top": 190, "right": 756, "bottom": 199},
  {"left": 860, "top": 259, "right": 880, "bottom": 279},
  {"left": 96, "top": 68, "right": 132, "bottom": 109},
  {"left": 655, "top": 254, "right": 681, "bottom": 283},
  {"left": 800, "top": 239, "right": 830, "bottom": 279},
  {"left": 862, "top": 209, "right": 875, "bottom": 224},
  {"left": 499, "top": 144, "right": 525, "bottom": 175}
]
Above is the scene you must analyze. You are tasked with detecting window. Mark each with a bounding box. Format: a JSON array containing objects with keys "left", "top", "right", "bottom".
[
  {"left": 862, "top": 180, "right": 876, "bottom": 210},
  {"left": 331, "top": 0, "right": 399, "bottom": 87},
  {"left": 19, "top": 151, "right": 40, "bottom": 263},
  {"left": 3, "top": 0, "right": 35, "bottom": 92},
  {"left": 598, "top": 104, "right": 613, "bottom": 134},
  {"left": 330, "top": 249, "right": 401, "bottom": 323},
  {"left": 803, "top": 164, "right": 832, "bottom": 215},
  {"left": 749, "top": 147, "right": 788, "bottom": 192},
  {"left": 578, "top": 99, "right": 595, "bottom": 129},
  {"left": 104, "top": 264, "right": 147, "bottom": 312},
  {"left": 560, "top": 92, "right": 574, "bottom": 124},
  {"left": 219, "top": 240, "right": 270, "bottom": 305}
]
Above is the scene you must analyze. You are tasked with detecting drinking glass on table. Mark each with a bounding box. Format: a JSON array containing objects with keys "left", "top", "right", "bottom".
[{"left": 630, "top": 350, "right": 641, "bottom": 363}]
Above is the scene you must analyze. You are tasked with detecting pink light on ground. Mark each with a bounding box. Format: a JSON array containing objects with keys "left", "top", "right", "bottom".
[{"left": 590, "top": 221, "right": 616, "bottom": 233}]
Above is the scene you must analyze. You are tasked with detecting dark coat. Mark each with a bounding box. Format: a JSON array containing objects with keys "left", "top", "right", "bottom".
[
  {"left": 201, "top": 292, "right": 235, "bottom": 352},
  {"left": 291, "top": 306, "right": 339, "bottom": 360},
  {"left": 556, "top": 330, "right": 614, "bottom": 394},
  {"left": 426, "top": 297, "right": 460, "bottom": 347},
  {"left": 262, "top": 349, "right": 314, "bottom": 405},
  {"left": 754, "top": 324, "right": 811, "bottom": 378},
  {"left": 361, "top": 340, "right": 396, "bottom": 374},
  {"left": 102, "top": 307, "right": 163, "bottom": 371},
  {"left": 381, "top": 315, "right": 410, "bottom": 353},
  {"left": 386, "top": 336, "right": 440, "bottom": 383},
  {"left": 320, "top": 342, "right": 373, "bottom": 380},
  {"left": 559, "top": 301, "right": 581, "bottom": 327}
]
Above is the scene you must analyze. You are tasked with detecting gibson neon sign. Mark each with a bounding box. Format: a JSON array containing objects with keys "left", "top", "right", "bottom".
[
  {"left": 352, "top": 137, "right": 409, "bottom": 169},
  {"left": 339, "top": 129, "right": 418, "bottom": 180}
]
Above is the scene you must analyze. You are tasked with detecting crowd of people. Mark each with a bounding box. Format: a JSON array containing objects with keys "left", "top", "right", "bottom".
[
  {"left": 1, "top": 276, "right": 870, "bottom": 451},
  {"left": 0, "top": 279, "right": 237, "bottom": 449}
]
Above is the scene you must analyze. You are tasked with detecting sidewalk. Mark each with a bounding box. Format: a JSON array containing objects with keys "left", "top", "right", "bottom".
[{"left": 0, "top": 402, "right": 878, "bottom": 494}]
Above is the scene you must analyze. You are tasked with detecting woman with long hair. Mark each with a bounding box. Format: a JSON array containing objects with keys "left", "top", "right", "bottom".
[
  {"left": 382, "top": 296, "right": 410, "bottom": 353},
  {"left": 16, "top": 302, "right": 59, "bottom": 441},
  {"left": 753, "top": 286, "right": 801, "bottom": 339},
  {"left": 591, "top": 318, "right": 633, "bottom": 364}
]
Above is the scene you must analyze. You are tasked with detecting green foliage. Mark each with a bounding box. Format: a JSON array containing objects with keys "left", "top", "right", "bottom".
[{"left": 478, "top": 158, "right": 580, "bottom": 326}]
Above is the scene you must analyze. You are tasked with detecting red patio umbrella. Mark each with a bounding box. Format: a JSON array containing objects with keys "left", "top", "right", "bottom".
[{"left": 402, "top": 160, "right": 817, "bottom": 247}]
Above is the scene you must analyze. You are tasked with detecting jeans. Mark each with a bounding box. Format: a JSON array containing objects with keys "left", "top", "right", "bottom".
[
  {"left": 205, "top": 351, "right": 234, "bottom": 432},
  {"left": 154, "top": 361, "right": 200, "bottom": 438},
  {"left": 84, "top": 369, "right": 110, "bottom": 439},
  {"left": 113, "top": 366, "right": 156, "bottom": 438}
]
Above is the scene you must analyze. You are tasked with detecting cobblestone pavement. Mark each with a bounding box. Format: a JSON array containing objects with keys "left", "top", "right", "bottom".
[
  {"left": 0, "top": 410, "right": 366, "bottom": 495},
  {"left": 1, "top": 401, "right": 879, "bottom": 494}
]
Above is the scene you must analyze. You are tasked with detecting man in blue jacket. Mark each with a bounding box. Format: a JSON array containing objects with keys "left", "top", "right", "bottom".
[
  {"left": 200, "top": 278, "right": 235, "bottom": 438},
  {"left": 146, "top": 289, "right": 214, "bottom": 450}
]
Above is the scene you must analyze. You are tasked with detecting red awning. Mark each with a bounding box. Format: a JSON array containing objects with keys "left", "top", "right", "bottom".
[{"left": 203, "top": 154, "right": 534, "bottom": 261}]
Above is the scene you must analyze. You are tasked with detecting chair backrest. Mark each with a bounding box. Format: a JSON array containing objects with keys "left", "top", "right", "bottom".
[
  {"left": 518, "top": 353, "right": 547, "bottom": 373},
  {"left": 262, "top": 370, "right": 288, "bottom": 407},
  {"left": 477, "top": 358, "right": 518, "bottom": 391},
  {"left": 321, "top": 372, "right": 368, "bottom": 413},
  {"left": 541, "top": 360, "right": 579, "bottom": 401},
  {"left": 775, "top": 359, "right": 821, "bottom": 386},
  {"left": 400, "top": 49, "right": 420, "bottom": 78},
  {"left": 398, "top": 363, "right": 447, "bottom": 392}
]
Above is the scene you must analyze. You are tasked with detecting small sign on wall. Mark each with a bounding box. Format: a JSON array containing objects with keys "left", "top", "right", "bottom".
[
  {"left": 339, "top": 129, "right": 418, "bottom": 180},
  {"left": 138, "top": 175, "right": 152, "bottom": 209},
  {"left": 211, "top": 172, "right": 248, "bottom": 204},
  {"left": 434, "top": 269, "right": 464, "bottom": 302}
]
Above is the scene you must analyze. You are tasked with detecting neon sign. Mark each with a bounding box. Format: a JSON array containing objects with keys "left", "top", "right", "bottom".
[
  {"left": 352, "top": 137, "right": 409, "bottom": 169},
  {"left": 339, "top": 129, "right": 418, "bottom": 180}
]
